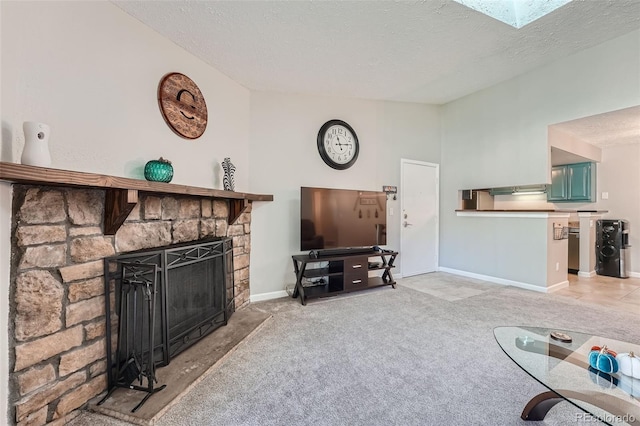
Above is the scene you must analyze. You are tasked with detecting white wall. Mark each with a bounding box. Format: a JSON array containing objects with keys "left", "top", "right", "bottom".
[
  {"left": 1, "top": 1, "right": 250, "bottom": 189},
  {"left": 248, "top": 92, "right": 440, "bottom": 297},
  {"left": 440, "top": 29, "right": 640, "bottom": 278}
]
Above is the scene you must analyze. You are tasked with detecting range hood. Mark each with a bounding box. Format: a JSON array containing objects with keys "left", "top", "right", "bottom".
[
  {"left": 512, "top": 184, "right": 548, "bottom": 195},
  {"left": 490, "top": 184, "right": 548, "bottom": 196}
]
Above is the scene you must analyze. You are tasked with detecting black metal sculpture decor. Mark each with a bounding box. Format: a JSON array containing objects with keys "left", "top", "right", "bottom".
[{"left": 222, "top": 157, "right": 235, "bottom": 191}]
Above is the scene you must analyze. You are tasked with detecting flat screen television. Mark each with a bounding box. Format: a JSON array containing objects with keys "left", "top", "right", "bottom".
[{"left": 300, "top": 186, "right": 387, "bottom": 251}]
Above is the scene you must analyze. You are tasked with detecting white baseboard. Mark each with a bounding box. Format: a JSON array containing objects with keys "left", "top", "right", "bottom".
[
  {"left": 438, "top": 267, "right": 565, "bottom": 293},
  {"left": 629, "top": 271, "right": 640, "bottom": 278},
  {"left": 250, "top": 290, "right": 289, "bottom": 303},
  {"left": 547, "top": 280, "right": 570, "bottom": 292}
]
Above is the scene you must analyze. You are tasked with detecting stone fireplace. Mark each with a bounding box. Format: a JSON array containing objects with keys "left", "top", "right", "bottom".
[{"left": 8, "top": 183, "right": 254, "bottom": 425}]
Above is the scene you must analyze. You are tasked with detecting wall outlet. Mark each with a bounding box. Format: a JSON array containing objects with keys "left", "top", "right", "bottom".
[
  {"left": 601, "top": 192, "right": 609, "bottom": 200},
  {"left": 389, "top": 207, "right": 394, "bottom": 216},
  {"left": 555, "top": 262, "right": 559, "bottom": 271}
]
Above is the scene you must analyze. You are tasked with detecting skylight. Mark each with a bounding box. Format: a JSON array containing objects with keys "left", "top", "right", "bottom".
[{"left": 454, "top": 0, "right": 572, "bottom": 29}]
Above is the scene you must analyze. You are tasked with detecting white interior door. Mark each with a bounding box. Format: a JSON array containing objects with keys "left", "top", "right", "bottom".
[{"left": 400, "top": 159, "right": 439, "bottom": 277}]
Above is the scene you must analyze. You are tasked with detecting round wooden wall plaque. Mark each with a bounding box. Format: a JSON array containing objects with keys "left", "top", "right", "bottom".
[{"left": 158, "top": 72, "right": 208, "bottom": 139}]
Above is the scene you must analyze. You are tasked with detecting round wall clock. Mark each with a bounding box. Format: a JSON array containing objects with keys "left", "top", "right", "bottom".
[
  {"left": 157, "top": 72, "right": 208, "bottom": 139},
  {"left": 317, "top": 119, "right": 359, "bottom": 170}
]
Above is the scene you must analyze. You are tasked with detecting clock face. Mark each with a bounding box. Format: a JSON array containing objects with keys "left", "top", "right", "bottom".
[
  {"left": 317, "top": 120, "right": 359, "bottom": 170},
  {"left": 158, "top": 72, "right": 208, "bottom": 139}
]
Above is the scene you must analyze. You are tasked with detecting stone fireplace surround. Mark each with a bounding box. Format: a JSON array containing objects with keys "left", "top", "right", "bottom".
[{"left": 8, "top": 183, "right": 256, "bottom": 425}]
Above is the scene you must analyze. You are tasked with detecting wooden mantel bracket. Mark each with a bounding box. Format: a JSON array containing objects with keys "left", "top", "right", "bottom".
[
  {"left": 104, "top": 189, "right": 139, "bottom": 235},
  {"left": 229, "top": 199, "right": 249, "bottom": 225}
]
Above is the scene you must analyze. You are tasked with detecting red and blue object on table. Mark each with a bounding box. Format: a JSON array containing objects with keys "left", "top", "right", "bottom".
[{"left": 589, "top": 345, "right": 619, "bottom": 374}]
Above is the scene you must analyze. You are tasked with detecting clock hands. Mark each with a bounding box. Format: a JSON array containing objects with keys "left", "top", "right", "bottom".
[{"left": 334, "top": 135, "right": 353, "bottom": 152}]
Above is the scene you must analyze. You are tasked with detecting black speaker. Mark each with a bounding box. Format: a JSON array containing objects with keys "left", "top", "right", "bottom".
[{"left": 596, "top": 219, "right": 629, "bottom": 278}]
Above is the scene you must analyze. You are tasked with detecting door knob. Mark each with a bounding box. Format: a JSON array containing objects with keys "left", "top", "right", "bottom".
[{"left": 403, "top": 221, "right": 413, "bottom": 227}]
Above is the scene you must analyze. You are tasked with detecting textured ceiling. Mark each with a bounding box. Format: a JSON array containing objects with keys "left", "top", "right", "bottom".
[
  {"left": 552, "top": 106, "right": 640, "bottom": 147},
  {"left": 113, "top": 0, "right": 640, "bottom": 105}
]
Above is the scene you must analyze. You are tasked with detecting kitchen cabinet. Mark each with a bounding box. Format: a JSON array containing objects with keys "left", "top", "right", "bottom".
[
  {"left": 567, "top": 162, "right": 593, "bottom": 200},
  {"left": 548, "top": 162, "right": 595, "bottom": 202},
  {"left": 548, "top": 167, "right": 568, "bottom": 200}
]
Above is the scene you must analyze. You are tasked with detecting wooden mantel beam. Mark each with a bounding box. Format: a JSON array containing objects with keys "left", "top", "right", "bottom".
[{"left": 0, "top": 162, "right": 273, "bottom": 234}]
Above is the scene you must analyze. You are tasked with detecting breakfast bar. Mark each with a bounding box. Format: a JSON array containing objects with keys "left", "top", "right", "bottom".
[{"left": 451, "top": 210, "right": 571, "bottom": 292}]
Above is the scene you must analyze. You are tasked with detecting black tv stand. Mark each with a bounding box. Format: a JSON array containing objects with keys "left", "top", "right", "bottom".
[
  {"left": 292, "top": 249, "right": 398, "bottom": 305},
  {"left": 309, "top": 247, "right": 374, "bottom": 258}
]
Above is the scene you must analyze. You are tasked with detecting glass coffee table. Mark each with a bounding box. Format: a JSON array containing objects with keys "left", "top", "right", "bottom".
[{"left": 494, "top": 326, "right": 640, "bottom": 425}]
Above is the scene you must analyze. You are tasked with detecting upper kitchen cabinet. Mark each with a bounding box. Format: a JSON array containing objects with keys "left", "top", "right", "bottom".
[
  {"left": 548, "top": 162, "right": 596, "bottom": 202},
  {"left": 548, "top": 166, "right": 568, "bottom": 200}
]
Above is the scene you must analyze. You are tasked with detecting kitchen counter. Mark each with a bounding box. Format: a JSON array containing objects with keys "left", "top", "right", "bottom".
[
  {"left": 558, "top": 210, "right": 609, "bottom": 214},
  {"left": 454, "top": 209, "right": 605, "bottom": 281},
  {"left": 448, "top": 210, "right": 569, "bottom": 291},
  {"left": 455, "top": 209, "right": 555, "bottom": 212},
  {"left": 456, "top": 210, "right": 570, "bottom": 218},
  {"left": 455, "top": 209, "right": 608, "bottom": 213}
]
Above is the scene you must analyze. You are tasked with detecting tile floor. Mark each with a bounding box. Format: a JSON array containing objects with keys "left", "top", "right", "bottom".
[
  {"left": 399, "top": 272, "right": 496, "bottom": 301},
  {"left": 398, "top": 272, "right": 640, "bottom": 314},
  {"left": 554, "top": 273, "right": 640, "bottom": 314}
]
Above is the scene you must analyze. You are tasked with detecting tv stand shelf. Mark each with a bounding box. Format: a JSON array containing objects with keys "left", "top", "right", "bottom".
[{"left": 291, "top": 249, "right": 398, "bottom": 305}]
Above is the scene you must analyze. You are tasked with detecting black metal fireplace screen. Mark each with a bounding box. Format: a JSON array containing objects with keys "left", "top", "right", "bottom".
[{"left": 101, "top": 238, "right": 234, "bottom": 410}]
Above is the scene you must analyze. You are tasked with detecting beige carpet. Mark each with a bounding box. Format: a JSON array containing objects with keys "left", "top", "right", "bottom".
[{"left": 68, "top": 272, "right": 639, "bottom": 426}]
